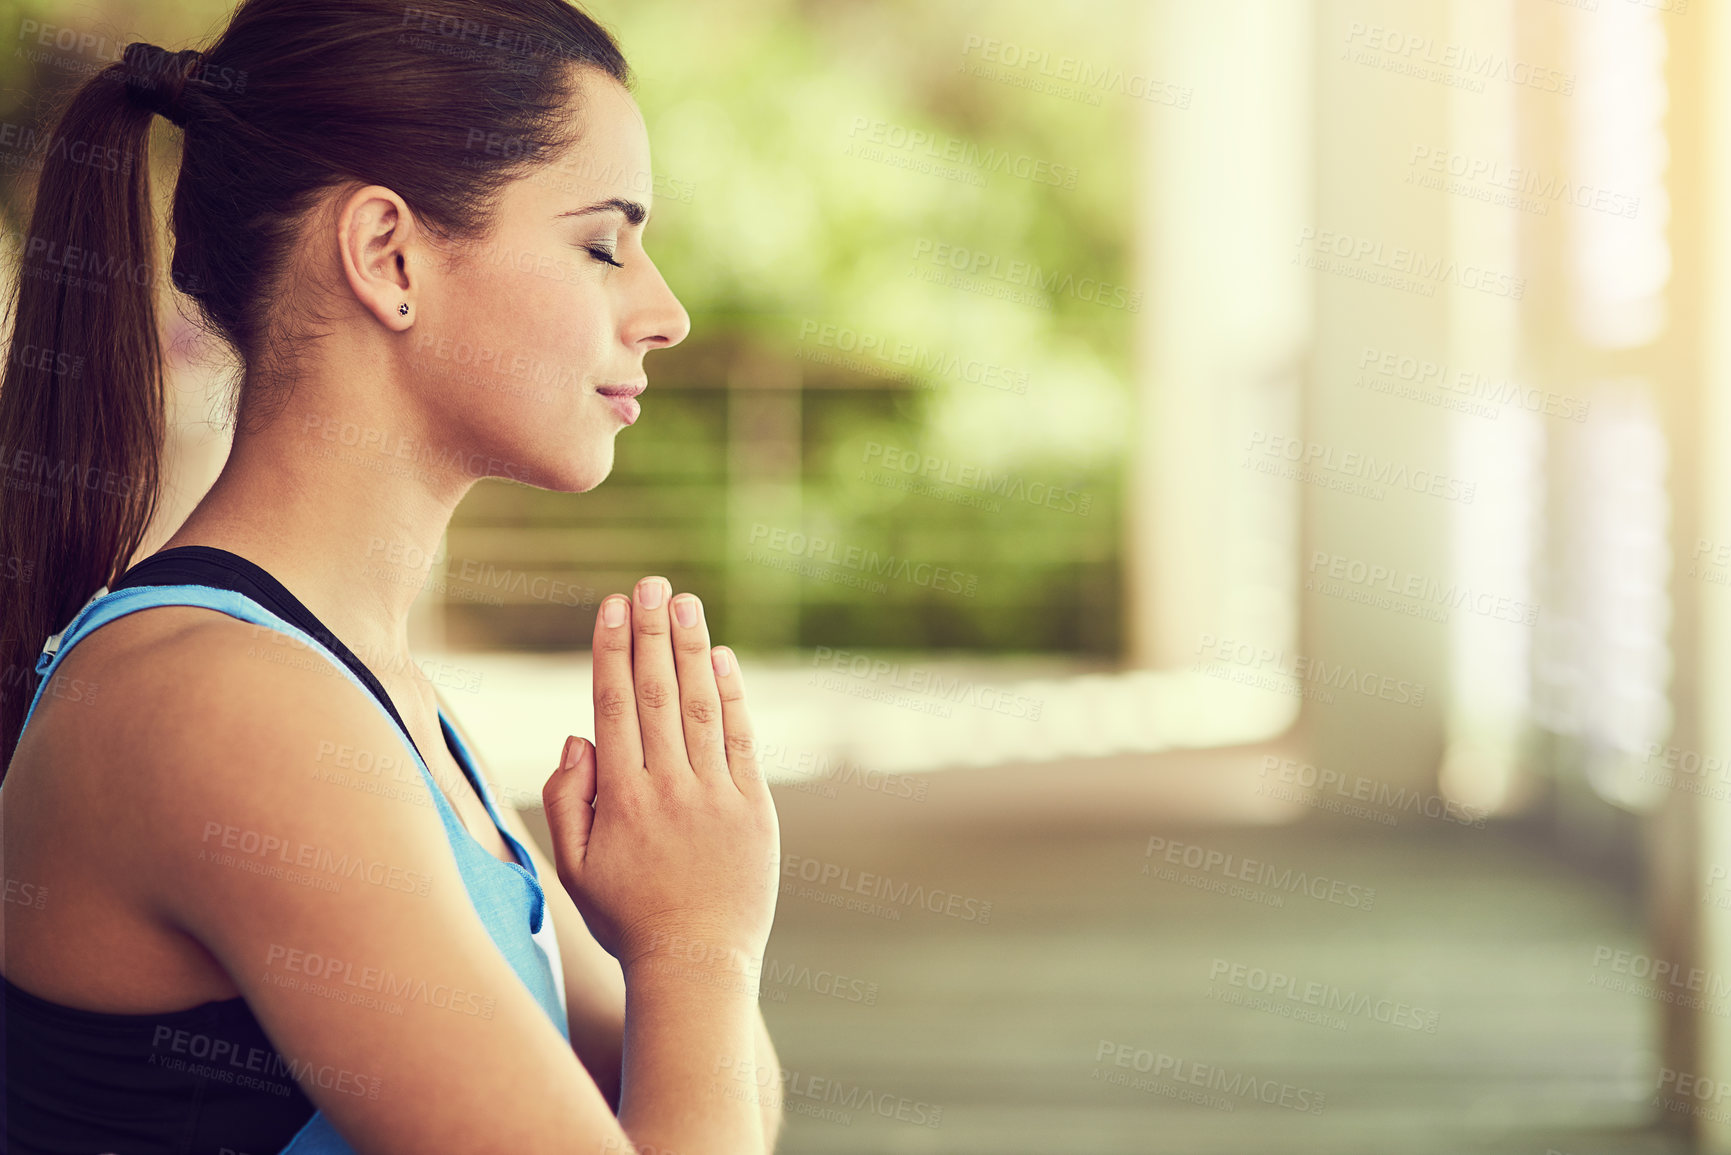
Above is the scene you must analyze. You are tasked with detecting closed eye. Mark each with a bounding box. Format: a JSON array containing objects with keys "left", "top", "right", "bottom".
[{"left": 586, "top": 245, "right": 624, "bottom": 269}]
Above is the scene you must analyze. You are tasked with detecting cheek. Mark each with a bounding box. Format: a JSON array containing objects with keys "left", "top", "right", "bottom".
[
  {"left": 411, "top": 256, "right": 624, "bottom": 491},
  {"left": 420, "top": 258, "right": 612, "bottom": 426},
  {"left": 471, "top": 254, "right": 611, "bottom": 379}
]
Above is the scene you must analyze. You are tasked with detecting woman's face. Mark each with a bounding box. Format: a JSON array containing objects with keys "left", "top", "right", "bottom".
[{"left": 410, "top": 70, "right": 689, "bottom": 494}]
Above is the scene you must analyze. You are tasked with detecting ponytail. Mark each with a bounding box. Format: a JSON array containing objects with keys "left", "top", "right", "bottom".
[
  {"left": 0, "top": 0, "right": 632, "bottom": 773},
  {"left": 0, "top": 46, "right": 190, "bottom": 771}
]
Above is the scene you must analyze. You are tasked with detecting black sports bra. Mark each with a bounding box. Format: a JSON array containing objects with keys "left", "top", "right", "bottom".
[{"left": 2, "top": 546, "right": 472, "bottom": 1154}]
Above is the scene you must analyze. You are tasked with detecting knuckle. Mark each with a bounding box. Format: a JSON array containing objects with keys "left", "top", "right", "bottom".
[
  {"left": 636, "top": 678, "right": 674, "bottom": 711},
  {"left": 595, "top": 687, "right": 633, "bottom": 720},
  {"left": 682, "top": 697, "right": 719, "bottom": 725},
  {"left": 725, "top": 732, "right": 758, "bottom": 760},
  {"left": 635, "top": 616, "right": 670, "bottom": 639}
]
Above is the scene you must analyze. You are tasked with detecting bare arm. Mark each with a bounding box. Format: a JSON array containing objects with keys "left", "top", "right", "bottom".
[
  {"left": 498, "top": 800, "right": 781, "bottom": 1147},
  {"left": 116, "top": 613, "right": 775, "bottom": 1154}
]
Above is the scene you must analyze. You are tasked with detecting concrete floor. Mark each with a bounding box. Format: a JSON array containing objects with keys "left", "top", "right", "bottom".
[{"left": 749, "top": 796, "right": 1686, "bottom": 1155}]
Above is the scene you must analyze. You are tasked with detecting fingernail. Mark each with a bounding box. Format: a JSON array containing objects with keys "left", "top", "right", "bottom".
[
  {"left": 711, "top": 647, "right": 733, "bottom": 677},
  {"left": 560, "top": 735, "right": 581, "bottom": 772},
  {"left": 602, "top": 596, "right": 626, "bottom": 627},
  {"left": 673, "top": 594, "right": 698, "bottom": 628},
  {"left": 637, "top": 577, "right": 666, "bottom": 610}
]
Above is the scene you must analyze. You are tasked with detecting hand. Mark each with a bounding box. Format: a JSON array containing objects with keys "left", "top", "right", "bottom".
[{"left": 542, "top": 576, "right": 780, "bottom": 974}]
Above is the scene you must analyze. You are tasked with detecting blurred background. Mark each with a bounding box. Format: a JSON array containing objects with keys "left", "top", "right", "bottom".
[{"left": 8, "top": 0, "right": 1731, "bottom": 1151}]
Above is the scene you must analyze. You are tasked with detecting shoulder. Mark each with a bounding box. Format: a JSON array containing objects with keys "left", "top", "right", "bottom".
[
  {"left": 39, "top": 604, "right": 379, "bottom": 770},
  {"left": 14, "top": 608, "right": 621, "bottom": 1146},
  {"left": 28, "top": 604, "right": 442, "bottom": 901}
]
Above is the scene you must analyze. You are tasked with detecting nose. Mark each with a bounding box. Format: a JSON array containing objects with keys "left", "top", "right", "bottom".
[{"left": 628, "top": 257, "right": 690, "bottom": 352}]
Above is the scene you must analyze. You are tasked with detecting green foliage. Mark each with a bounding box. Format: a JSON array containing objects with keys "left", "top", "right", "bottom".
[
  {"left": 0, "top": 0, "right": 1138, "bottom": 655},
  {"left": 533, "top": 0, "right": 1138, "bottom": 654}
]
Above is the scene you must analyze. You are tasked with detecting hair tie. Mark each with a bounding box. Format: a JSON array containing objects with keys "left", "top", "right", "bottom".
[{"left": 121, "top": 42, "right": 204, "bottom": 127}]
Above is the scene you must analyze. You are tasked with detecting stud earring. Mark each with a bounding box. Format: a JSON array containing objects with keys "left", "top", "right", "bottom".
[{"left": 397, "top": 303, "right": 409, "bottom": 316}]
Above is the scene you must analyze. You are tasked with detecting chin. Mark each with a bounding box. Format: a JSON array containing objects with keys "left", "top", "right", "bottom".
[{"left": 525, "top": 440, "right": 616, "bottom": 493}]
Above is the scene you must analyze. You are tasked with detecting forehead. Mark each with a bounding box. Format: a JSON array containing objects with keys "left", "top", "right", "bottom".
[{"left": 529, "top": 70, "right": 653, "bottom": 212}]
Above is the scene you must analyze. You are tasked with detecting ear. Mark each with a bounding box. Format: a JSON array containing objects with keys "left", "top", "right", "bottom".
[{"left": 335, "top": 184, "right": 418, "bottom": 332}]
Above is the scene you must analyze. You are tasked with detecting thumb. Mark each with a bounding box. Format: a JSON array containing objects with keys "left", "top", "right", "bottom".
[{"left": 542, "top": 736, "right": 597, "bottom": 875}]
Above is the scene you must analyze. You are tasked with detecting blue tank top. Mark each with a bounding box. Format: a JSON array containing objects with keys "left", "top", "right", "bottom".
[{"left": 2, "top": 547, "right": 570, "bottom": 1154}]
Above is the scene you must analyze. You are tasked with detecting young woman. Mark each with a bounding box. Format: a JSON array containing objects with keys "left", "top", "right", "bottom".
[{"left": 0, "top": 1, "right": 784, "bottom": 1152}]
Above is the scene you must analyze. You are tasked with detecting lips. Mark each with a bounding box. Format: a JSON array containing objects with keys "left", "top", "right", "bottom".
[
  {"left": 596, "top": 380, "right": 646, "bottom": 425},
  {"left": 595, "top": 381, "right": 647, "bottom": 399}
]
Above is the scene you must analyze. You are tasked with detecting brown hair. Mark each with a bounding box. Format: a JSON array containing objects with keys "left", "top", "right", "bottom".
[{"left": 0, "top": 0, "right": 629, "bottom": 770}]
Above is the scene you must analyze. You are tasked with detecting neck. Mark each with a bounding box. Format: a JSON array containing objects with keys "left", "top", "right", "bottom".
[{"left": 162, "top": 378, "right": 476, "bottom": 673}]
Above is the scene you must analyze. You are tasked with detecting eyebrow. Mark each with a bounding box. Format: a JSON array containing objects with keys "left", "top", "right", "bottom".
[{"left": 557, "top": 197, "right": 648, "bottom": 226}]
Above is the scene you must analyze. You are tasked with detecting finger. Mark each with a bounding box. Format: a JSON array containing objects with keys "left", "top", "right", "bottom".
[
  {"left": 711, "top": 646, "right": 763, "bottom": 794},
  {"left": 669, "top": 592, "right": 727, "bottom": 777},
  {"left": 630, "top": 575, "right": 688, "bottom": 778},
  {"left": 592, "top": 594, "right": 644, "bottom": 780},
  {"left": 541, "top": 737, "right": 596, "bottom": 881}
]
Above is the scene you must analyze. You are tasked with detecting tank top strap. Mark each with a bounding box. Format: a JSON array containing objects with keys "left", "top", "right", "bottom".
[{"left": 21, "top": 581, "right": 570, "bottom": 1155}]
